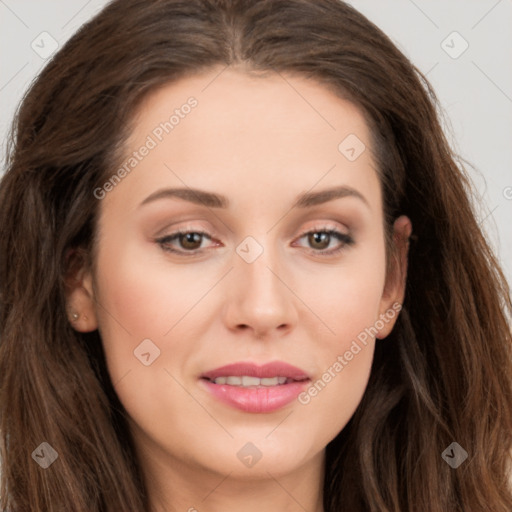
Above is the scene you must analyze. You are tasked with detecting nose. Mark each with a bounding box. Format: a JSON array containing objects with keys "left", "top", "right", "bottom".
[{"left": 222, "top": 241, "right": 299, "bottom": 339}]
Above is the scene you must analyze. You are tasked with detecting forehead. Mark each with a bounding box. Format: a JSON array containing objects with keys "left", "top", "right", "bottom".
[
  {"left": 103, "top": 66, "right": 381, "bottom": 214},
  {"left": 131, "top": 66, "right": 371, "bottom": 148}
]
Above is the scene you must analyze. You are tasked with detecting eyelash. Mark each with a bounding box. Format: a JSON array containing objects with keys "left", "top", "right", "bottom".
[{"left": 155, "top": 226, "right": 354, "bottom": 257}]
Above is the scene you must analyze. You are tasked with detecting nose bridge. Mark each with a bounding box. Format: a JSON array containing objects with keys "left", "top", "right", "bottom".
[
  {"left": 237, "top": 233, "right": 286, "bottom": 304},
  {"left": 225, "top": 232, "right": 298, "bottom": 335}
]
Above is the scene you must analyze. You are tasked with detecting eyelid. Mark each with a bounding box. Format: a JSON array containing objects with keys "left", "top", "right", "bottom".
[
  {"left": 296, "top": 221, "right": 348, "bottom": 238},
  {"left": 292, "top": 223, "right": 354, "bottom": 257},
  {"left": 155, "top": 228, "right": 218, "bottom": 253},
  {"left": 155, "top": 221, "right": 354, "bottom": 256}
]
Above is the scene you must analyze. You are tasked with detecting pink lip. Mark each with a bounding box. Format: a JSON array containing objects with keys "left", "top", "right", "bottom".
[
  {"left": 200, "top": 361, "right": 311, "bottom": 413},
  {"left": 201, "top": 361, "right": 310, "bottom": 380}
]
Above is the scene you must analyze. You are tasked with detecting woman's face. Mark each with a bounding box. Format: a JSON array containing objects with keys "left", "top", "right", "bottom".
[{"left": 70, "top": 66, "right": 410, "bottom": 490}]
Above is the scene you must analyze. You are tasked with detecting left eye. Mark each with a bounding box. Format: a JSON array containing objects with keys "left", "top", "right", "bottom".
[
  {"left": 156, "top": 227, "right": 354, "bottom": 256},
  {"left": 293, "top": 229, "right": 354, "bottom": 255},
  {"left": 156, "top": 230, "right": 214, "bottom": 253}
]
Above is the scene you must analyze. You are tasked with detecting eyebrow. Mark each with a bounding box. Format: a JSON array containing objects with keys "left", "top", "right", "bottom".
[{"left": 139, "top": 184, "right": 369, "bottom": 209}]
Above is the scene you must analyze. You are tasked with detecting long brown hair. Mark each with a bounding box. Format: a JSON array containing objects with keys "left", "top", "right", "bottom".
[{"left": 1, "top": 1, "right": 511, "bottom": 510}]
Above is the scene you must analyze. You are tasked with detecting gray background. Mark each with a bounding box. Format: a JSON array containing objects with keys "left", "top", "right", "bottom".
[{"left": 1, "top": 0, "right": 511, "bottom": 285}]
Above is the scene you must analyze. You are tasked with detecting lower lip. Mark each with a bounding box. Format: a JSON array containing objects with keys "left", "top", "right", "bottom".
[{"left": 200, "top": 379, "right": 310, "bottom": 413}]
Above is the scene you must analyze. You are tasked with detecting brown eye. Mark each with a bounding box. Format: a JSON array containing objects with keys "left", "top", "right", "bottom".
[
  {"left": 178, "top": 232, "right": 203, "bottom": 250},
  {"left": 307, "top": 232, "right": 331, "bottom": 250},
  {"left": 156, "top": 229, "right": 214, "bottom": 255},
  {"left": 294, "top": 228, "right": 354, "bottom": 257}
]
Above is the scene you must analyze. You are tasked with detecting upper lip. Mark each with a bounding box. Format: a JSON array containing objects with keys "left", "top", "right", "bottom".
[{"left": 201, "top": 361, "right": 310, "bottom": 381}]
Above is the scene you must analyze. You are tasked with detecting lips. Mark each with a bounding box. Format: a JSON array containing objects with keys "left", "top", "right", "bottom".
[
  {"left": 201, "top": 361, "right": 310, "bottom": 381},
  {"left": 199, "top": 361, "right": 311, "bottom": 413}
]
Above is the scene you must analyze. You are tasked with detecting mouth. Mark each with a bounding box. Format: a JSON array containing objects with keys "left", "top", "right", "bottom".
[
  {"left": 199, "top": 361, "right": 311, "bottom": 413},
  {"left": 201, "top": 360, "right": 311, "bottom": 381},
  {"left": 202, "top": 375, "right": 308, "bottom": 387}
]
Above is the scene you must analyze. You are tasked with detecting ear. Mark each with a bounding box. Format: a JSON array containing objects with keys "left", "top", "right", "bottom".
[
  {"left": 64, "top": 248, "right": 98, "bottom": 332},
  {"left": 376, "top": 215, "right": 412, "bottom": 339}
]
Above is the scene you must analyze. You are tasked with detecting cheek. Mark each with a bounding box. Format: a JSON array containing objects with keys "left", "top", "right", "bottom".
[
  {"left": 302, "top": 242, "right": 387, "bottom": 344},
  {"left": 91, "top": 235, "right": 192, "bottom": 382},
  {"left": 92, "top": 241, "right": 203, "bottom": 437},
  {"left": 296, "top": 274, "right": 382, "bottom": 442},
  {"left": 294, "top": 242, "right": 386, "bottom": 424}
]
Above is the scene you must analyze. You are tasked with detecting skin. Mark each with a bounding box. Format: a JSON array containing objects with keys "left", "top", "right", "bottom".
[{"left": 66, "top": 65, "right": 411, "bottom": 512}]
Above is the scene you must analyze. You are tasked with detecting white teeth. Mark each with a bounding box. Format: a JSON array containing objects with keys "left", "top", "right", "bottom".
[
  {"left": 212, "top": 376, "right": 290, "bottom": 387},
  {"left": 242, "top": 376, "right": 261, "bottom": 386}
]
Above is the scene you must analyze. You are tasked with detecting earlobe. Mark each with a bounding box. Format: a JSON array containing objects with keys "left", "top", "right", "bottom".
[
  {"left": 64, "top": 248, "right": 99, "bottom": 333},
  {"left": 376, "top": 215, "right": 412, "bottom": 339}
]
